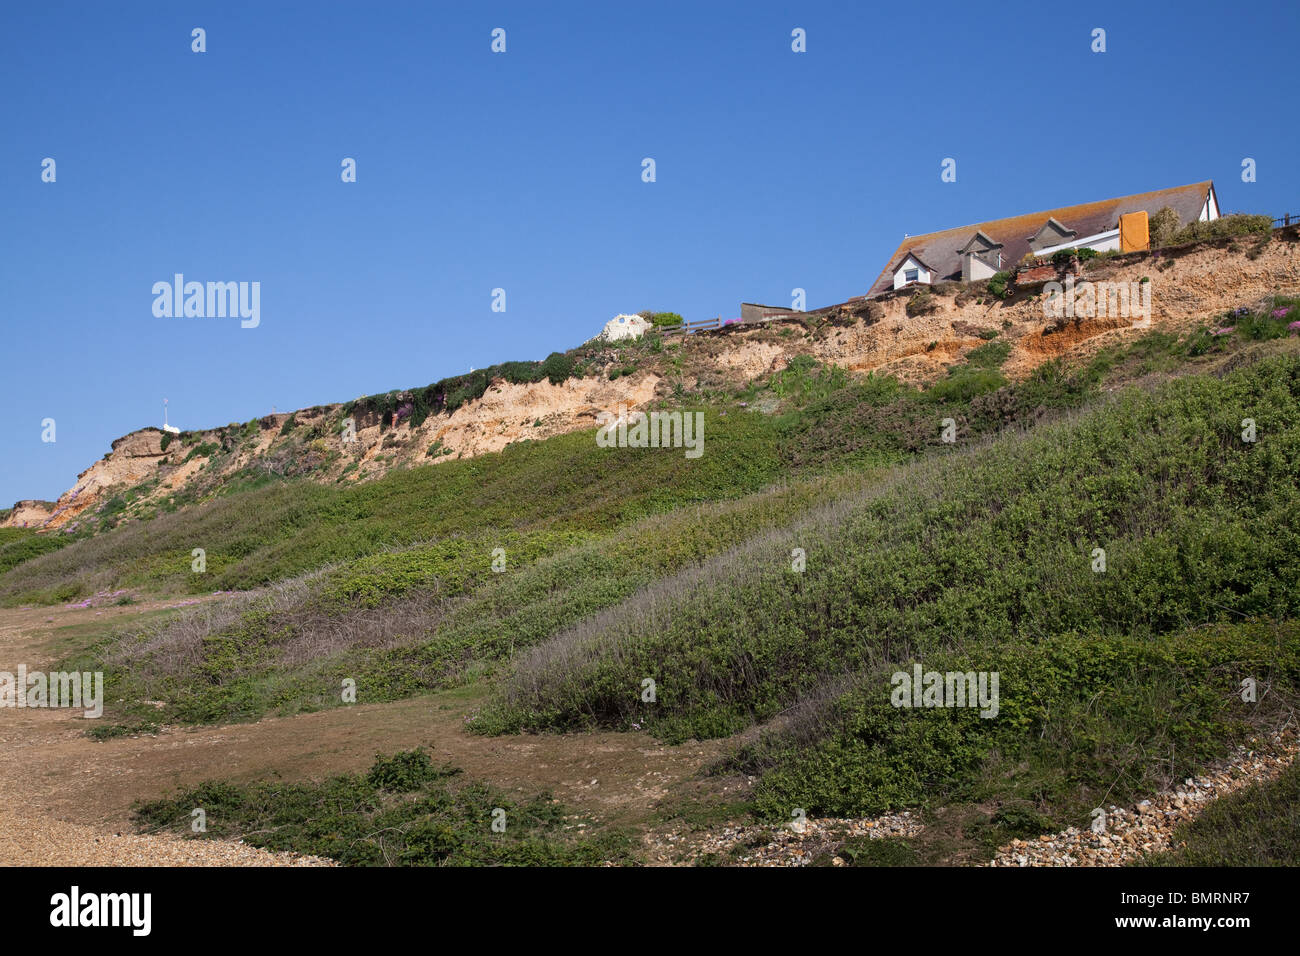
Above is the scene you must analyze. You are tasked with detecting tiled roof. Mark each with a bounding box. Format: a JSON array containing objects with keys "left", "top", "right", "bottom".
[{"left": 868, "top": 181, "right": 1215, "bottom": 297}]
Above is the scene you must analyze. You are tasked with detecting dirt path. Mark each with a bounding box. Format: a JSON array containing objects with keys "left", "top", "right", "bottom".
[{"left": 0, "top": 602, "right": 729, "bottom": 865}]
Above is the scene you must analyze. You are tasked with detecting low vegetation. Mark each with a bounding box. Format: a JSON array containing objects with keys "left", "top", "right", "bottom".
[
  {"left": 741, "top": 622, "right": 1297, "bottom": 826},
  {"left": 0, "top": 527, "right": 68, "bottom": 576},
  {"left": 133, "top": 749, "right": 634, "bottom": 866},
  {"left": 6, "top": 285, "right": 1300, "bottom": 864},
  {"left": 642, "top": 310, "right": 684, "bottom": 328},
  {"left": 1161, "top": 212, "right": 1274, "bottom": 248}
]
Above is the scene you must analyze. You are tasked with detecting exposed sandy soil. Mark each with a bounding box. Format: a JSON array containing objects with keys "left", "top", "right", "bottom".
[
  {"left": 0, "top": 602, "right": 732, "bottom": 865},
  {"left": 801, "top": 231, "right": 1300, "bottom": 383},
  {"left": 3, "top": 501, "right": 54, "bottom": 528}
]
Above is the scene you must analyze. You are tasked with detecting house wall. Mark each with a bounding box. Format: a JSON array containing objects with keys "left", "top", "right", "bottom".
[
  {"left": 1200, "top": 190, "right": 1219, "bottom": 221},
  {"left": 893, "top": 257, "right": 931, "bottom": 289},
  {"left": 1086, "top": 233, "right": 1122, "bottom": 253},
  {"left": 741, "top": 303, "right": 797, "bottom": 323},
  {"left": 966, "top": 255, "right": 999, "bottom": 281},
  {"left": 1034, "top": 228, "right": 1120, "bottom": 258}
]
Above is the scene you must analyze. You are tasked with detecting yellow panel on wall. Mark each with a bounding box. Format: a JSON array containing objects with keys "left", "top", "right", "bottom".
[{"left": 1120, "top": 211, "right": 1149, "bottom": 252}]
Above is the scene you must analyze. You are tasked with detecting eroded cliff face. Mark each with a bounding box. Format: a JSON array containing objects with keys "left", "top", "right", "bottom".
[
  {"left": 8, "top": 231, "right": 1298, "bottom": 533},
  {"left": 798, "top": 231, "right": 1299, "bottom": 384},
  {"left": 34, "top": 432, "right": 168, "bottom": 529},
  {"left": 4, "top": 501, "right": 55, "bottom": 528},
  {"left": 20, "top": 373, "right": 666, "bottom": 532}
]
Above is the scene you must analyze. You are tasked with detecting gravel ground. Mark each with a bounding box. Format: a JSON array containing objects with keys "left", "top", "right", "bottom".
[
  {"left": 645, "top": 811, "right": 922, "bottom": 867},
  {"left": 0, "top": 806, "right": 334, "bottom": 867},
  {"left": 985, "top": 729, "right": 1299, "bottom": 867},
  {"left": 1, "top": 806, "right": 335, "bottom": 868}
]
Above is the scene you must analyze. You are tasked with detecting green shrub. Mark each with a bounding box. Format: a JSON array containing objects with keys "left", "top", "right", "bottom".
[
  {"left": 184, "top": 442, "right": 219, "bottom": 463},
  {"left": 366, "top": 748, "right": 450, "bottom": 792},
  {"left": 1160, "top": 214, "right": 1273, "bottom": 247},
  {"left": 963, "top": 339, "right": 1011, "bottom": 369},
  {"left": 926, "top": 367, "right": 1007, "bottom": 403},
  {"left": 650, "top": 312, "right": 684, "bottom": 328},
  {"left": 132, "top": 750, "right": 634, "bottom": 866},
  {"left": 1044, "top": 246, "right": 1099, "bottom": 265},
  {"left": 744, "top": 622, "right": 1299, "bottom": 822},
  {"left": 769, "top": 355, "right": 848, "bottom": 406},
  {"left": 1148, "top": 206, "right": 1180, "bottom": 245},
  {"left": 1229, "top": 297, "right": 1299, "bottom": 341},
  {"left": 0, "top": 530, "right": 68, "bottom": 576},
  {"left": 499, "top": 361, "right": 543, "bottom": 385},
  {"left": 538, "top": 352, "right": 575, "bottom": 385},
  {"left": 987, "top": 271, "right": 1013, "bottom": 299}
]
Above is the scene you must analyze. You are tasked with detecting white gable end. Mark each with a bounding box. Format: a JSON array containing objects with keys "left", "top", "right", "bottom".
[{"left": 893, "top": 255, "right": 932, "bottom": 290}]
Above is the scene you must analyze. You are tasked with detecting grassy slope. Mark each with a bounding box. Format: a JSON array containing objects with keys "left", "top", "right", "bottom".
[
  {"left": 23, "top": 312, "right": 1300, "bottom": 737},
  {"left": 486, "top": 351, "right": 1300, "bottom": 737},
  {"left": 0, "top": 527, "right": 67, "bottom": 577},
  {"left": 6, "top": 299, "right": 1300, "bottom": 865},
  {"left": 45, "top": 319, "right": 1135, "bottom": 731},
  {"left": 0, "top": 408, "right": 787, "bottom": 604},
  {"left": 4, "top": 295, "right": 1292, "bottom": 864},
  {"left": 9, "top": 300, "right": 1295, "bottom": 608},
  {"left": 476, "top": 348, "right": 1300, "bottom": 844}
]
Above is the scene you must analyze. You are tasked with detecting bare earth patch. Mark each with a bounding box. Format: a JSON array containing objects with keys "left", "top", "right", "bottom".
[{"left": 0, "top": 602, "right": 727, "bottom": 865}]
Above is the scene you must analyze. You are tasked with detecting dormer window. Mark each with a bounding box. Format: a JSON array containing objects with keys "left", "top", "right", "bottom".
[
  {"left": 892, "top": 251, "right": 933, "bottom": 290},
  {"left": 1028, "top": 217, "right": 1077, "bottom": 253}
]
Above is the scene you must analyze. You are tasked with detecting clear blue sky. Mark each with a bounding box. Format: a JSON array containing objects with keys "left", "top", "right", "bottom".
[{"left": 3, "top": 0, "right": 1297, "bottom": 505}]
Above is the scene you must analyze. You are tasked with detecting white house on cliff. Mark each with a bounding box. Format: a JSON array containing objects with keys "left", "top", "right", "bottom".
[{"left": 869, "top": 181, "right": 1220, "bottom": 297}]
